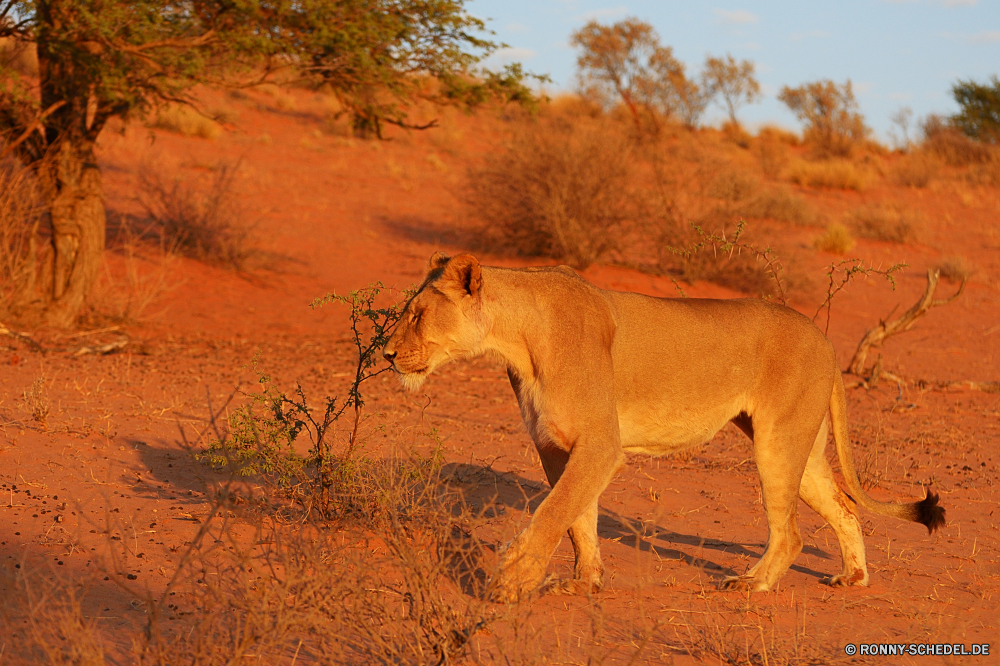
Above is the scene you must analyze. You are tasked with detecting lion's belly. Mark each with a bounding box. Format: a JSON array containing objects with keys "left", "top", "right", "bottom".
[{"left": 617, "top": 399, "right": 741, "bottom": 456}]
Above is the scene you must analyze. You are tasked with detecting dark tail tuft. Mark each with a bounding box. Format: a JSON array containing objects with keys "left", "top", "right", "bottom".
[{"left": 916, "top": 489, "right": 946, "bottom": 534}]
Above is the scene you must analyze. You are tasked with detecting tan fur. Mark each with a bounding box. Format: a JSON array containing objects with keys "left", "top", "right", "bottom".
[{"left": 383, "top": 253, "right": 945, "bottom": 601}]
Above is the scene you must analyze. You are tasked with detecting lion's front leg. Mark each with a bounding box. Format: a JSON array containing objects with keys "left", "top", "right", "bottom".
[{"left": 491, "top": 434, "right": 622, "bottom": 603}]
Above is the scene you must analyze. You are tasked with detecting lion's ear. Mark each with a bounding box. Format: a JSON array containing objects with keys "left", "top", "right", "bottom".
[
  {"left": 426, "top": 252, "right": 451, "bottom": 275},
  {"left": 440, "top": 254, "right": 482, "bottom": 298}
]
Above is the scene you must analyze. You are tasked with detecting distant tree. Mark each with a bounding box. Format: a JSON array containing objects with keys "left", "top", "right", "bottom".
[
  {"left": 950, "top": 75, "right": 1000, "bottom": 144},
  {"left": 0, "top": 0, "right": 537, "bottom": 326},
  {"left": 889, "top": 106, "right": 913, "bottom": 151},
  {"left": 703, "top": 54, "right": 761, "bottom": 125},
  {"left": 570, "top": 17, "right": 709, "bottom": 131},
  {"left": 570, "top": 18, "right": 662, "bottom": 129},
  {"left": 778, "top": 79, "right": 870, "bottom": 157}
]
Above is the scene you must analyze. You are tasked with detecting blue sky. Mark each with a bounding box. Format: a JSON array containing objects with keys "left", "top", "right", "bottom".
[{"left": 469, "top": 0, "right": 1000, "bottom": 143}]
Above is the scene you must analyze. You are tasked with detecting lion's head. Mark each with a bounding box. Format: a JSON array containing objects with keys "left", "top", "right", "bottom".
[{"left": 383, "top": 252, "right": 485, "bottom": 392}]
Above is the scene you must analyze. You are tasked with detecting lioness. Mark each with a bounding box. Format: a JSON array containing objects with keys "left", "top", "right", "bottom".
[{"left": 383, "top": 253, "right": 945, "bottom": 601}]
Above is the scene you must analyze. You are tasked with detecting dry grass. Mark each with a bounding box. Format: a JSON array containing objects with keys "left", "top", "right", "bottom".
[
  {"left": 468, "top": 116, "right": 635, "bottom": 268},
  {"left": 138, "top": 161, "right": 263, "bottom": 271},
  {"left": 847, "top": 203, "right": 921, "bottom": 243},
  {"left": 83, "top": 217, "right": 179, "bottom": 324},
  {"left": 0, "top": 160, "right": 45, "bottom": 317},
  {"left": 152, "top": 105, "right": 223, "bottom": 139},
  {"left": 785, "top": 158, "right": 870, "bottom": 192},
  {"left": 814, "top": 223, "right": 856, "bottom": 255}
]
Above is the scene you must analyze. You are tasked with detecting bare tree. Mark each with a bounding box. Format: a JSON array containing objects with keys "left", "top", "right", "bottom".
[
  {"left": 889, "top": 106, "right": 913, "bottom": 151},
  {"left": 703, "top": 54, "right": 761, "bottom": 125}
]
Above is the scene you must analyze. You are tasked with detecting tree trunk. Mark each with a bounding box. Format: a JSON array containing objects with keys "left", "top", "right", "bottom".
[{"left": 42, "top": 138, "right": 106, "bottom": 327}]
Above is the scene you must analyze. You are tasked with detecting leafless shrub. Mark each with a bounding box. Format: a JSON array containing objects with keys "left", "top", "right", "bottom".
[
  {"left": 0, "top": 160, "right": 46, "bottom": 317},
  {"left": 469, "top": 117, "right": 635, "bottom": 268},
  {"left": 138, "top": 161, "right": 262, "bottom": 271},
  {"left": 847, "top": 203, "right": 921, "bottom": 243}
]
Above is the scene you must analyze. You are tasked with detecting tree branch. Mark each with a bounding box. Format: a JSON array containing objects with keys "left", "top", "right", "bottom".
[
  {"left": 0, "top": 100, "right": 66, "bottom": 162},
  {"left": 847, "top": 269, "right": 966, "bottom": 376}
]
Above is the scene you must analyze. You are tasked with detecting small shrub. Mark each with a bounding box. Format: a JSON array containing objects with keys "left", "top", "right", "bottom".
[
  {"left": 778, "top": 79, "right": 870, "bottom": 157},
  {"left": 743, "top": 186, "right": 817, "bottom": 226},
  {"left": 751, "top": 134, "right": 792, "bottom": 179},
  {"left": 964, "top": 155, "right": 1000, "bottom": 188},
  {"left": 936, "top": 256, "right": 972, "bottom": 282},
  {"left": 784, "top": 158, "right": 870, "bottom": 191},
  {"left": 201, "top": 283, "right": 414, "bottom": 518},
  {"left": 920, "top": 114, "right": 992, "bottom": 166},
  {"left": 814, "top": 223, "right": 856, "bottom": 255},
  {"left": 756, "top": 124, "right": 800, "bottom": 146},
  {"left": 706, "top": 167, "right": 760, "bottom": 202},
  {"left": 890, "top": 151, "right": 939, "bottom": 187},
  {"left": 468, "top": 117, "right": 635, "bottom": 268},
  {"left": 721, "top": 120, "right": 752, "bottom": 148},
  {"left": 848, "top": 203, "right": 921, "bottom": 243},
  {"left": 138, "top": 161, "right": 260, "bottom": 270},
  {"left": 152, "top": 105, "right": 222, "bottom": 139},
  {"left": 22, "top": 376, "right": 49, "bottom": 428}
]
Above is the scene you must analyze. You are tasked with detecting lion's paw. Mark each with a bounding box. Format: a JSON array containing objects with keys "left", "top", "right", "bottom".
[
  {"left": 542, "top": 576, "right": 602, "bottom": 597},
  {"left": 824, "top": 570, "right": 868, "bottom": 587}
]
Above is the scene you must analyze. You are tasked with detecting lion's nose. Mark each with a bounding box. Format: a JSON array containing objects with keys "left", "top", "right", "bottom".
[{"left": 383, "top": 349, "right": 397, "bottom": 363}]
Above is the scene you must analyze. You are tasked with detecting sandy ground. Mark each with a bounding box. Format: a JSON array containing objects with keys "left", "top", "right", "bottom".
[{"left": 1, "top": 89, "right": 998, "bottom": 664}]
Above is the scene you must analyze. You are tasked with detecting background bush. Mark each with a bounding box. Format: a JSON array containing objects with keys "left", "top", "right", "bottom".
[{"left": 469, "top": 117, "right": 636, "bottom": 268}]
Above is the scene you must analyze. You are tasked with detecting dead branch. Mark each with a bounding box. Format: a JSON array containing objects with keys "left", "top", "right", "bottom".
[
  {"left": 848, "top": 268, "right": 965, "bottom": 375},
  {"left": 0, "top": 320, "right": 43, "bottom": 353},
  {"left": 72, "top": 338, "right": 128, "bottom": 356}
]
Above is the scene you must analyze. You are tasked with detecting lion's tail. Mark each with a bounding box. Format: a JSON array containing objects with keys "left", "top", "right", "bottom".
[{"left": 829, "top": 372, "right": 946, "bottom": 534}]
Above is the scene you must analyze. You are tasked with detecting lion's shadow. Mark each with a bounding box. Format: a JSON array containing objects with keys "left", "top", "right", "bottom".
[{"left": 442, "top": 462, "right": 834, "bottom": 584}]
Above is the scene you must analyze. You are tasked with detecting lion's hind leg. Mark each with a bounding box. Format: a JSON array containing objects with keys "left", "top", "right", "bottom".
[
  {"left": 798, "top": 417, "right": 869, "bottom": 586},
  {"left": 722, "top": 423, "right": 812, "bottom": 592}
]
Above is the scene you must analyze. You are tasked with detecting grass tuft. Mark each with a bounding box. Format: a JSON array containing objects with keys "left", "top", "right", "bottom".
[{"left": 814, "top": 223, "right": 856, "bottom": 255}]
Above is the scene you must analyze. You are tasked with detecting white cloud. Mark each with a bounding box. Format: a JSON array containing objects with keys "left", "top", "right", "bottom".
[
  {"left": 713, "top": 9, "right": 758, "bottom": 24},
  {"left": 942, "top": 0, "right": 977, "bottom": 6},
  {"left": 853, "top": 81, "right": 874, "bottom": 95},
  {"left": 790, "top": 30, "right": 831, "bottom": 41},
  {"left": 942, "top": 30, "right": 1000, "bottom": 44},
  {"left": 486, "top": 47, "right": 537, "bottom": 67},
  {"left": 883, "top": 0, "right": 918, "bottom": 4},
  {"left": 888, "top": 92, "right": 915, "bottom": 101},
  {"left": 506, "top": 22, "right": 529, "bottom": 34},
  {"left": 967, "top": 30, "right": 1000, "bottom": 43},
  {"left": 576, "top": 6, "right": 629, "bottom": 22}
]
